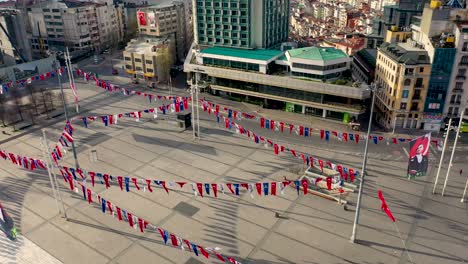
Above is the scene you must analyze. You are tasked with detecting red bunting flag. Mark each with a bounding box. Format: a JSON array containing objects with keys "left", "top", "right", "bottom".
[
  {"left": 199, "top": 246, "right": 210, "bottom": 258},
  {"left": 196, "top": 183, "right": 204, "bottom": 197},
  {"left": 103, "top": 174, "right": 110, "bottom": 189},
  {"left": 274, "top": 144, "right": 279, "bottom": 155},
  {"left": 226, "top": 183, "right": 235, "bottom": 194},
  {"left": 146, "top": 179, "right": 153, "bottom": 192},
  {"left": 132, "top": 178, "right": 140, "bottom": 190},
  {"left": 211, "top": 183, "right": 218, "bottom": 197},
  {"left": 117, "top": 176, "right": 123, "bottom": 190},
  {"left": 170, "top": 234, "right": 179, "bottom": 246},
  {"left": 326, "top": 177, "right": 332, "bottom": 190},
  {"left": 301, "top": 179, "right": 308, "bottom": 195},
  {"left": 116, "top": 206, "right": 122, "bottom": 221},
  {"left": 255, "top": 183, "right": 262, "bottom": 195},
  {"left": 378, "top": 190, "right": 396, "bottom": 222},
  {"left": 271, "top": 182, "right": 277, "bottom": 196}
]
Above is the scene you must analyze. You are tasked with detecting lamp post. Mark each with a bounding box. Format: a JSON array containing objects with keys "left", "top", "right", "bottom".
[{"left": 350, "top": 82, "right": 378, "bottom": 243}]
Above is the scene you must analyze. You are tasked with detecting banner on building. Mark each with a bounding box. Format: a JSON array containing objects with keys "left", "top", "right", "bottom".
[
  {"left": 147, "top": 12, "right": 155, "bottom": 27},
  {"left": 407, "top": 133, "right": 431, "bottom": 178},
  {"left": 137, "top": 11, "right": 147, "bottom": 26}
]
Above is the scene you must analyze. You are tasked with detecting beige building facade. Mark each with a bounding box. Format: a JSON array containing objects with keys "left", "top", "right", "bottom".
[
  {"left": 123, "top": 37, "right": 175, "bottom": 82},
  {"left": 375, "top": 42, "right": 431, "bottom": 129},
  {"left": 136, "top": 0, "right": 192, "bottom": 62}
]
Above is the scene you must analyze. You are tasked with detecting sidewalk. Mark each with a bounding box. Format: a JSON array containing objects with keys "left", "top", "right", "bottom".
[{"left": 0, "top": 233, "right": 62, "bottom": 264}]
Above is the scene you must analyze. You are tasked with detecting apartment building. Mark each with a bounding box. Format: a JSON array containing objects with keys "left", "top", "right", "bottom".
[
  {"left": 27, "top": 0, "right": 122, "bottom": 56},
  {"left": 123, "top": 36, "right": 175, "bottom": 82},
  {"left": 375, "top": 42, "right": 431, "bottom": 129},
  {"left": 136, "top": 0, "right": 192, "bottom": 62}
]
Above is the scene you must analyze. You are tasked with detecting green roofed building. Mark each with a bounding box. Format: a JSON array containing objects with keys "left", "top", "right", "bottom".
[{"left": 185, "top": 0, "right": 370, "bottom": 122}]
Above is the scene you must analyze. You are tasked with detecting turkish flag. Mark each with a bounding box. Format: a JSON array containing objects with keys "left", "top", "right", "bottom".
[
  {"left": 138, "top": 11, "right": 147, "bottom": 26},
  {"left": 378, "top": 190, "right": 396, "bottom": 222}
]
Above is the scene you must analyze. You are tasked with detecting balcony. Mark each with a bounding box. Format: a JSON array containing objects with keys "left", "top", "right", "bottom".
[
  {"left": 452, "top": 88, "right": 464, "bottom": 93},
  {"left": 412, "top": 95, "right": 421, "bottom": 100},
  {"left": 456, "top": 75, "right": 466, "bottom": 80},
  {"left": 414, "top": 84, "right": 424, "bottom": 89},
  {"left": 449, "top": 101, "right": 461, "bottom": 105},
  {"left": 410, "top": 107, "right": 419, "bottom": 111},
  {"left": 459, "top": 62, "right": 468, "bottom": 66}
]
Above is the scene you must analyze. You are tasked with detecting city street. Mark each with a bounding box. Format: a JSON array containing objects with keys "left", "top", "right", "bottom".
[{"left": 0, "top": 54, "right": 467, "bottom": 264}]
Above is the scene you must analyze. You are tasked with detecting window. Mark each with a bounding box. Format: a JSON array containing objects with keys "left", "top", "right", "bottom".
[
  {"left": 134, "top": 58, "right": 142, "bottom": 62},
  {"left": 146, "top": 68, "right": 153, "bottom": 73},
  {"left": 52, "top": 9, "right": 60, "bottom": 13},
  {"left": 400, "top": 103, "right": 407, "bottom": 110},
  {"left": 419, "top": 67, "right": 424, "bottom": 73},
  {"left": 125, "top": 65, "right": 132, "bottom": 69},
  {"left": 455, "top": 82, "right": 463, "bottom": 89},
  {"left": 415, "top": 78, "right": 423, "bottom": 87},
  {"left": 43, "top": 8, "right": 50, "bottom": 12},
  {"left": 461, "top": 55, "right": 468, "bottom": 64},
  {"left": 404, "top": 78, "right": 411, "bottom": 86},
  {"left": 136, "top": 67, "right": 142, "bottom": 71},
  {"left": 402, "top": 90, "right": 409, "bottom": 98},
  {"left": 145, "top": 60, "right": 152, "bottom": 64}
]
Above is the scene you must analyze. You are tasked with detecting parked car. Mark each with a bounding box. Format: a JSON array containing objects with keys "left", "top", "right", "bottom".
[{"left": 111, "top": 68, "right": 118, "bottom": 75}]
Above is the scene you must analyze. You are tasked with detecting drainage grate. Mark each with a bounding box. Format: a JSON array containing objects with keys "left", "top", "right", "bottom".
[
  {"left": 185, "top": 257, "right": 205, "bottom": 264},
  {"left": 173, "top": 202, "right": 199, "bottom": 217}
]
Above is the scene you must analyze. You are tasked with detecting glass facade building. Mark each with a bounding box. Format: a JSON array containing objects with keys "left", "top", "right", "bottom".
[
  {"left": 194, "top": 0, "right": 289, "bottom": 49},
  {"left": 424, "top": 48, "right": 456, "bottom": 113}
]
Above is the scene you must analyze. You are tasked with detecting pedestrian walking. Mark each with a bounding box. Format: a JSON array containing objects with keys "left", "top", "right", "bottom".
[
  {"left": 460, "top": 169, "right": 463, "bottom": 176},
  {"left": 0, "top": 202, "right": 17, "bottom": 240}
]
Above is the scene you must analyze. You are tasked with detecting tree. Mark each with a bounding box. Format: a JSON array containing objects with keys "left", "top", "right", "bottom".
[
  {"left": 9, "top": 86, "right": 24, "bottom": 122},
  {"left": 156, "top": 45, "right": 174, "bottom": 83}
]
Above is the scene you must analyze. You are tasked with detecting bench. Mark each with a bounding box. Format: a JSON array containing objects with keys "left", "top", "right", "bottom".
[{"left": 13, "top": 120, "right": 34, "bottom": 131}]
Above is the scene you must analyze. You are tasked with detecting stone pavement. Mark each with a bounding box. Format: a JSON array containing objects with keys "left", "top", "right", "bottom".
[
  {"left": 0, "top": 66, "right": 467, "bottom": 264},
  {"left": 0, "top": 232, "right": 62, "bottom": 264}
]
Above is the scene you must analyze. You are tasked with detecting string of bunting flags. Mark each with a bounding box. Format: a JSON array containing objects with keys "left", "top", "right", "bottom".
[
  {"left": 202, "top": 106, "right": 360, "bottom": 177},
  {"left": 0, "top": 68, "right": 65, "bottom": 95},
  {"left": 75, "top": 68, "right": 192, "bottom": 104},
  {"left": 0, "top": 149, "right": 240, "bottom": 263},
  {"left": 200, "top": 100, "right": 442, "bottom": 148},
  {"left": 73, "top": 181, "right": 241, "bottom": 263},
  {"left": 57, "top": 164, "right": 346, "bottom": 198},
  {"left": 60, "top": 104, "right": 358, "bottom": 177},
  {"left": 74, "top": 68, "right": 441, "bottom": 148},
  {"left": 50, "top": 121, "right": 75, "bottom": 165}
]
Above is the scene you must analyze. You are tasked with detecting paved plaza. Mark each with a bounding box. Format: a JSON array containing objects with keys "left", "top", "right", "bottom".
[{"left": 0, "top": 58, "right": 467, "bottom": 264}]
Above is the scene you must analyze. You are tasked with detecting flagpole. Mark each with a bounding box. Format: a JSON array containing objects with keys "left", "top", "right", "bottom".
[
  {"left": 350, "top": 82, "right": 377, "bottom": 243},
  {"left": 195, "top": 74, "right": 200, "bottom": 140},
  {"left": 65, "top": 47, "right": 79, "bottom": 113},
  {"left": 40, "top": 131, "right": 60, "bottom": 215},
  {"left": 55, "top": 58, "right": 80, "bottom": 171},
  {"left": 461, "top": 174, "right": 468, "bottom": 202},
  {"left": 433, "top": 118, "right": 451, "bottom": 194},
  {"left": 42, "top": 129, "right": 67, "bottom": 219},
  {"left": 393, "top": 222, "right": 414, "bottom": 264},
  {"left": 442, "top": 115, "right": 463, "bottom": 196},
  {"left": 191, "top": 77, "right": 196, "bottom": 140}
]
